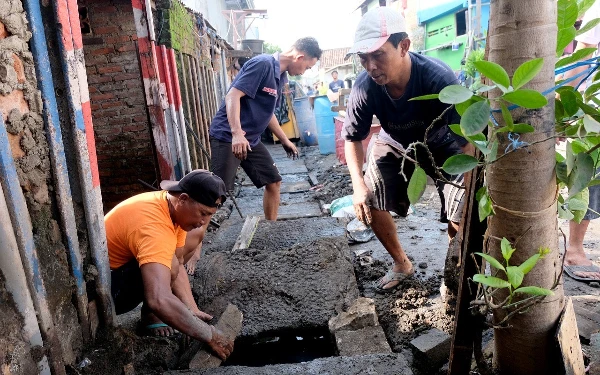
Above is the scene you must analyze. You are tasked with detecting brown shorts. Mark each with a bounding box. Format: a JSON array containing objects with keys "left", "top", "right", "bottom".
[
  {"left": 210, "top": 137, "right": 282, "bottom": 191},
  {"left": 364, "top": 139, "right": 465, "bottom": 223}
]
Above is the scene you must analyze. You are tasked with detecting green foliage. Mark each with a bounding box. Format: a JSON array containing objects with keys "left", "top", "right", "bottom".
[
  {"left": 464, "top": 49, "right": 485, "bottom": 79},
  {"left": 407, "top": 166, "right": 427, "bottom": 204},
  {"left": 263, "top": 42, "right": 282, "bottom": 54}
]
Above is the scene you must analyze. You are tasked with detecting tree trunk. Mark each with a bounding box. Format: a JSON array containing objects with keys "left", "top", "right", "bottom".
[{"left": 486, "top": 1, "right": 564, "bottom": 374}]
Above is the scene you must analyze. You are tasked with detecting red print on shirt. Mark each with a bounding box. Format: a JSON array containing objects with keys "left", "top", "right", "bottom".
[{"left": 262, "top": 87, "right": 277, "bottom": 97}]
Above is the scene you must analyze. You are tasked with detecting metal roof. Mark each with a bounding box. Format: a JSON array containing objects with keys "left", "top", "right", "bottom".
[
  {"left": 417, "top": 0, "right": 467, "bottom": 25},
  {"left": 320, "top": 47, "right": 352, "bottom": 70}
]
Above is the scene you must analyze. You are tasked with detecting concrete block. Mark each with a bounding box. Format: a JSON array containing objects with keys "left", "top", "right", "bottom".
[
  {"left": 328, "top": 297, "right": 378, "bottom": 333},
  {"left": 334, "top": 325, "right": 392, "bottom": 356},
  {"left": 410, "top": 328, "right": 451, "bottom": 368}
]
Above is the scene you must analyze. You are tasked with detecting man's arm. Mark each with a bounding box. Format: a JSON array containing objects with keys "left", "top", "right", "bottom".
[
  {"left": 268, "top": 114, "right": 298, "bottom": 159},
  {"left": 225, "top": 87, "right": 251, "bottom": 160},
  {"left": 345, "top": 140, "right": 372, "bottom": 225},
  {"left": 562, "top": 41, "right": 597, "bottom": 85},
  {"left": 140, "top": 263, "right": 233, "bottom": 359}
]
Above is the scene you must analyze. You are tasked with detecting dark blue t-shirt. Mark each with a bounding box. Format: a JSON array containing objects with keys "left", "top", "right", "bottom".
[
  {"left": 342, "top": 52, "right": 466, "bottom": 148},
  {"left": 210, "top": 54, "right": 287, "bottom": 147},
  {"left": 329, "top": 79, "right": 344, "bottom": 93}
]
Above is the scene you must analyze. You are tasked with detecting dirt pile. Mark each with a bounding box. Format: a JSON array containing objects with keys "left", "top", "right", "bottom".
[{"left": 313, "top": 164, "right": 353, "bottom": 203}]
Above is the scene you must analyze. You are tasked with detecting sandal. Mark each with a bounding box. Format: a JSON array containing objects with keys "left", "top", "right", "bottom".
[{"left": 374, "top": 268, "right": 414, "bottom": 294}]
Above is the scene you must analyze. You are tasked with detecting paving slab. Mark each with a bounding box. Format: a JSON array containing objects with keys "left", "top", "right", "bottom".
[
  {"left": 165, "top": 353, "right": 413, "bottom": 375},
  {"left": 192, "top": 237, "right": 359, "bottom": 339},
  {"left": 234, "top": 194, "right": 322, "bottom": 218},
  {"left": 334, "top": 325, "right": 392, "bottom": 356},
  {"left": 275, "top": 160, "right": 309, "bottom": 174}
]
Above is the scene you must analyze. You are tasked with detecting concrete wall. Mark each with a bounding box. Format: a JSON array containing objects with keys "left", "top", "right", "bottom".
[
  {"left": 182, "top": 0, "right": 231, "bottom": 44},
  {"left": 79, "top": 0, "right": 158, "bottom": 212},
  {"left": 0, "top": 0, "right": 83, "bottom": 367}
]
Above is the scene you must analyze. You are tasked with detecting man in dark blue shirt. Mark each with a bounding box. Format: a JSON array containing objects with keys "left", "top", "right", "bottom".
[
  {"left": 343, "top": 7, "right": 472, "bottom": 293},
  {"left": 210, "top": 37, "right": 322, "bottom": 220},
  {"left": 328, "top": 70, "right": 345, "bottom": 93}
]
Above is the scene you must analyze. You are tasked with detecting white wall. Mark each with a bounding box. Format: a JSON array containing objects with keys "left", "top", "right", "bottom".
[{"left": 181, "top": 0, "right": 232, "bottom": 44}]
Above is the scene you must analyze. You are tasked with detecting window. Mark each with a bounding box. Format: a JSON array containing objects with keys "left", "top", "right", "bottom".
[
  {"left": 456, "top": 10, "right": 466, "bottom": 36},
  {"left": 79, "top": 7, "right": 91, "bottom": 34}
]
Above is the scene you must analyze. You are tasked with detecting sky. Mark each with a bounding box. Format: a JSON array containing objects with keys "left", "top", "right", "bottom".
[{"left": 249, "top": 0, "right": 456, "bottom": 51}]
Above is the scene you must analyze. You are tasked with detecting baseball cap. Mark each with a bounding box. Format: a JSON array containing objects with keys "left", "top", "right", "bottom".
[
  {"left": 345, "top": 7, "right": 407, "bottom": 60},
  {"left": 160, "top": 169, "right": 227, "bottom": 208}
]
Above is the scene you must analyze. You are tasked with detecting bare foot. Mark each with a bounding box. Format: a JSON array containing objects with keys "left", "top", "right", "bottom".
[
  {"left": 185, "top": 251, "right": 201, "bottom": 275},
  {"left": 141, "top": 312, "right": 176, "bottom": 337}
]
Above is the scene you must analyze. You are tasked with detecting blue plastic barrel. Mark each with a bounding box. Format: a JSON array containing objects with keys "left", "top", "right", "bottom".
[
  {"left": 313, "top": 96, "right": 337, "bottom": 154},
  {"left": 292, "top": 97, "right": 318, "bottom": 146}
]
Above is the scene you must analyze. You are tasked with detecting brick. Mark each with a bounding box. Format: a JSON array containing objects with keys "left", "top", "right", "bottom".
[
  {"left": 113, "top": 73, "right": 141, "bottom": 81},
  {"left": 94, "top": 109, "right": 118, "bottom": 118},
  {"left": 86, "top": 66, "right": 97, "bottom": 75},
  {"left": 119, "top": 107, "right": 143, "bottom": 116},
  {"left": 94, "top": 6, "right": 118, "bottom": 13},
  {"left": 122, "top": 123, "right": 148, "bottom": 132},
  {"left": 90, "top": 103, "right": 101, "bottom": 111},
  {"left": 334, "top": 326, "right": 392, "bottom": 357},
  {"left": 116, "top": 44, "right": 136, "bottom": 52},
  {"left": 83, "top": 37, "right": 104, "bottom": 45},
  {"left": 329, "top": 297, "right": 378, "bottom": 333},
  {"left": 97, "top": 65, "right": 123, "bottom": 74},
  {"left": 85, "top": 55, "right": 108, "bottom": 67},
  {"left": 101, "top": 101, "right": 124, "bottom": 109},
  {"left": 125, "top": 80, "right": 142, "bottom": 89},
  {"left": 105, "top": 36, "right": 131, "bottom": 44},
  {"left": 108, "top": 51, "right": 138, "bottom": 64},
  {"left": 410, "top": 328, "right": 451, "bottom": 369},
  {"left": 94, "top": 126, "right": 122, "bottom": 135},
  {"left": 94, "top": 26, "right": 119, "bottom": 35},
  {"left": 90, "top": 93, "right": 115, "bottom": 101},
  {"left": 91, "top": 47, "right": 114, "bottom": 56},
  {"left": 12, "top": 54, "right": 25, "bottom": 83}
]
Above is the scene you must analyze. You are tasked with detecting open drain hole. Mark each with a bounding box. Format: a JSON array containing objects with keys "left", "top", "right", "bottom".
[{"left": 224, "top": 327, "right": 336, "bottom": 367}]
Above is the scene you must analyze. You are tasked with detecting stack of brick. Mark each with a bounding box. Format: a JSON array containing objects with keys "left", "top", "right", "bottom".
[{"left": 80, "top": 0, "right": 158, "bottom": 212}]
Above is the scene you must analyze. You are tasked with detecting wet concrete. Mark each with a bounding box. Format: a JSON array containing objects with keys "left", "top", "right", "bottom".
[
  {"left": 235, "top": 193, "right": 322, "bottom": 218},
  {"left": 249, "top": 217, "right": 346, "bottom": 251},
  {"left": 193, "top": 237, "right": 359, "bottom": 338},
  {"left": 166, "top": 353, "right": 413, "bottom": 375}
]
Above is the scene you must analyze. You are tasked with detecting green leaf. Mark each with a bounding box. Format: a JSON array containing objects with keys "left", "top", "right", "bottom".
[
  {"left": 474, "top": 60, "right": 510, "bottom": 91},
  {"left": 556, "top": 47, "right": 598, "bottom": 68},
  {"left": 473, "top": 274, "right": 511, "bottom": 289},
  {"left": 511, "top": 124, "right": 535, "bottom": 133},
  {"left": 513, "top": 286, "right": 554, "bottom": 296},
  {"left": 568, "top": 197, "right": 588, "bottom": 211},
  {"left": 512, "top": 58, "right": 544, "bottom": 90},
  {"left": 568, "top": 152, "right": 595, "bottom": 198},
  {"left": 478, "top": 190, "right": 494, "bottom": 221},
  {"left": 584, "top": 115, "right": 600, "bottom": 133},
  {"left": 556, "top": 161, "right": 568, "bottom": 183},
  {"left": 409, "top": 94, "right": 439, "bottom": 101},
  {"left": 456, "top": 96, "right": 484, "bottom": 116},
  {"left": 502, "top": 90, "right": 548, "bottom": 109},
  {"left": 475, "top": 252, "right": 505, "bottom": 271},
  {"left": 501, "top": 238, "right": 516, "bottom": 261},
  {"left": 558, "top": 0, "right": 579, "bottom": 29},
  {"left": 460, "top": 100, "right": 491, "bottom": 136},
  {"left": 577, "top": 17, "right": 600, "bottom": 35},
  {"left": 556, "top": 151, "right": 566, "bottom": 163},
  {"left": 487, "top": 141, "right": 499, "bottom": 163},
  {"left": 558, "top": 203, "right": 575, "bottom": 220},
  {"left": 449, "top": 124, "right": 463, "bottom": 137},
  {"left": 407, "top": 166, "right": 427, "bottom": 205},
  {"left": 572, "top": 188, "right": 590, "bottom": 223},
  {"left": 585, "top": 81, "right": 600, "bottom": 100},
  {"left": 578, "top": 0, "right": 597, "bottom": 19},
  {"left": 500, "top": 102, "right": 514, "bottom": 131},
  {"left": 557, "top": 27, "right": 577, "bottom": 56},
  {"left": 439, "top": 85, "right": 473, "bottom": 104},
  {"left": 506, "top": 266, "right": 524, "bottom": 288},
  {"left": 518, "top": 253, "right": 540, "bottom": 275},
  {"left": 555, "top": 99, "right": 565, "bottom": 121},
  {"left": 442, "top": 154, "right": 480, "bottom": 175},
  {"left": 559, "top": 89, "right": 579, "bottom": 116}
]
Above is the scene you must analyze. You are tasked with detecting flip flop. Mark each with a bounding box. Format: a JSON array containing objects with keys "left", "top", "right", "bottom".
[
  {"left": 563, "top": 264, "right": 600, "bottom": 282},
  {"left": 374, "top": 268, "right": 415, "bottom": 294}
]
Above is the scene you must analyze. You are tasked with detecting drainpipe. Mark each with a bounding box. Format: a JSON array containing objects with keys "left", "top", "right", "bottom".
[
  {"left": 0, "top": 116, "right": 66, "bottom": 374},
  {"left": 22, "top": 0, "right": 91, "bottom": 344},
  {"left": 50, "top": 0, "right": 115, "bottom": 326},
  {"left": 167, "top": 47, "right": 192, "bottom": 173},
  {"left": 0, "top": 183, "right": 51, "bottom": 374}
]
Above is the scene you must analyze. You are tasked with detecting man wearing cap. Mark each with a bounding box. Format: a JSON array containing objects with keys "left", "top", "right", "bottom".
[
  {"left": 209, "top": 37, "right": 322, "bottom": 220},
  {"left": 105, "top": 169, "right": 233, "bottom": 359},
  {"left": 343, "top": 7, "right": 472, "bottom": 293}
]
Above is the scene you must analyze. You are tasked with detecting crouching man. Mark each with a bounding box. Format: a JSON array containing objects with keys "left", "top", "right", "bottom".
[{"left": 105, "top": 169, "right": 233, "bottom": 360}]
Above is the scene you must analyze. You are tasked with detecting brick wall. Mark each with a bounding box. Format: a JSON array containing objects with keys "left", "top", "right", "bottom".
[{"left": 80, "top": 0, "right": 158, "bottom": 212}]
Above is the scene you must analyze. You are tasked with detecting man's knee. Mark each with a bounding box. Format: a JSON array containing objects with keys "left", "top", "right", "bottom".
[{"left": 265, "top": 180, "right": 282, "bottom": 192}]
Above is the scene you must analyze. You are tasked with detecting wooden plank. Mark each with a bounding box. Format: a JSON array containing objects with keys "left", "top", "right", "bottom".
[
  {"left": 557, "top": 298, "right": 586, "bottom": 375},
  {"left": 191, "top": 57, "right": 210, "bottom": 167},
  {"left": 232, "top": 216, "right": 260, "bottom": 251},
  {"left": 448, "top": 161, "right": 486, "bottom": 373},
  {"left": 225, "top": 49, "right": 254, "bottom": 58},
  {"left": 187, "top": 56, "right": 208, "bottom": 169},
  {"left": 178, "top": 52, "right": 198, "bottom": 169},
  {"left": 308, "top": 171, "right": 319, "bottom": 186},
  {"left": 338, "top": 88, "right": 351, "bottom": 96},
  {"left": 189, "top": 304, "right": 243, "bottom": 369}
]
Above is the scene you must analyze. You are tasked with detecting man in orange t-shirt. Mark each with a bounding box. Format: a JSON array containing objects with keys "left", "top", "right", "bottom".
[{"left": 105, "top": 169, "right": 233, "bottom": 360}]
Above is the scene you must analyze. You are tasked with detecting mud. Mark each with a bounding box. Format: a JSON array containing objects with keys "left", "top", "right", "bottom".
[
  {"left": 0, "top": 272, "right": 38, "bottom": 375},
  {"left": 192, "top": 237, "right": 359, "bottom": 338},
  {"left": 249, "top": 217, "right": 346, "bottom": 251},
  {"left": 165, "top": 353, "right": 413, "bottom": 375}
]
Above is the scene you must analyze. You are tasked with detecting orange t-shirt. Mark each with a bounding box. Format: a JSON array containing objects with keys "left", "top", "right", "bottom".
[{"left": 105, "top": 191, "right": 187, "bottom": 270}]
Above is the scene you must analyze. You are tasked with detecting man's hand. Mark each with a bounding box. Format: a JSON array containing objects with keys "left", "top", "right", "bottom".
[
  {"left": 193, "top": 309, "right": 213, "bottom": 322},
  {"left": 282, "top": 140, "right": 299, "bottom": 160},
  {"left": 353, "top": 185, "right": 373, "bottom": 225},
  {"left": 207, "top": 325, "right": 234, "bottom": 361},
  {"left": 232, "top": 130, "right": 251, "bottom": 160}
]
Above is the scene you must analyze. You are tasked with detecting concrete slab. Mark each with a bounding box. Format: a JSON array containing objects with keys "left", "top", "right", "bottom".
[
  {"left": 192, "top": 237, "right": 359, "bottom": 339},
  {"left": 235, "top": 194, "right": 322, "bottom": 218},
  {"left": 275, "top": 160, "right": 308, "bottom": 174},
  {"left": 165, "top": 353, "right": 413, "bottom": 374},
  {"left": 249, "top": 217, "right": 346, "bottom": 251},
  {"left": 241, "top": 181, "right": 312, "bottom": 196},
  {"left": 328, "top": 297, "right": 378, "bottom": 333},
  {"left": 334, "top": 325, "right": 392, "bottom": 356},
  {"left": 410, "top": 328, "right": 451, "bottom": 368}
]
